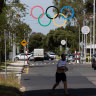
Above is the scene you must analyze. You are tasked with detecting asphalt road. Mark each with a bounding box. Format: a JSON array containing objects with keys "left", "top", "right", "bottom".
[{"left": 21, "top": 60, "right": 96, "bottom": 96}]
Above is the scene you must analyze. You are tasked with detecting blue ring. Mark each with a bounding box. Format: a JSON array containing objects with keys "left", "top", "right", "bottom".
[{"left": 60, "top": 6, "right": 74, "bottom": 20}]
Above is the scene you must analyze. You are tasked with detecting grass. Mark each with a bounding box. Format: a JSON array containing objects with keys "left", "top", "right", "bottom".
[
  {"left": 0, "top": 73, "right": 22, "bottom": 96},
  {"left": 0, "top": 60, "right": 18, "bottom": 71}
]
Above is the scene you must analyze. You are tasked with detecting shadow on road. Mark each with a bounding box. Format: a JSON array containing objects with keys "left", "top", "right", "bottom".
[{"left": 24, "top": 88, "right": 96, "bottom": 96}]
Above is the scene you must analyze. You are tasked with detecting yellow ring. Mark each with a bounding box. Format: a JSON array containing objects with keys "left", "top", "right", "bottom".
[{"left": 53, "top": 13, "right": 67, "bottom": 27}]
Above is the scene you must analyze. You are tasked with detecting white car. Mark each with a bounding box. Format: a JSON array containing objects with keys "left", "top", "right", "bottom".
[
  {"left": 28, "top": 53, "right": 34, "bottom": 61},
  {"left": 47, "top": 52, "right": 56, "bottom": 59},
  {"left": 15, "top": 53, "right": 32, "bottom": 60}
]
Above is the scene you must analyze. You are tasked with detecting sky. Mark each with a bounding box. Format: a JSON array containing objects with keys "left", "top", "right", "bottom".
[{"left": 20, "top": 0, "right": 69, "bottom": 35}]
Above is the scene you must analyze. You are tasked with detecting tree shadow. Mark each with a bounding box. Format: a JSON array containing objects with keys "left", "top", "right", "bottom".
[
  {"left": 0, "top": 85, "right": 22, "bottom": 96},
  {"left": 24, "top": 88, "right": 96, "bottom": 96}
]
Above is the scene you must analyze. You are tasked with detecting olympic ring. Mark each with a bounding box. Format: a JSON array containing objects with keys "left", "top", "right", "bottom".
[
  {"left": 38, "top": 13, "right": 52, "bottom": 27},
  {"left": 45, "top": 6, "right": 59, "bottom": 19},
  {"left": 60, "top": 6, "right": 74, "bottom": 20},
  {"left": 31, "top": 6, "right": 44, "bottom": 19},
  {"left": 53, "top": 13, "right": 67, "bottom": 27},
  {"left": 31, "top": 5, "right": 74, "bottom": 27}
]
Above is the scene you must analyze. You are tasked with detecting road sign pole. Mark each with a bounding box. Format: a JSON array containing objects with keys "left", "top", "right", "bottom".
[
  {"left": 84, "top": 34, "right": 86, "bottom": 63},
  {"left": 24, "top": 46, "right": 25, "bottom": 66}
]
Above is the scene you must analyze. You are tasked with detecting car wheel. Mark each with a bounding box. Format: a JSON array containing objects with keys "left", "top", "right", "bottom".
[
  {"left": 49, "top": 58, "right": 51, "bottom": 61},
  {"left": 94, "top": 67, "right": 96, "bottom": 70},
  {"left": 28, "top": 58, "right": 30, "bottom": 61},
  {"left": 15, "top": 57, "right": 19, "bottom": 60}
]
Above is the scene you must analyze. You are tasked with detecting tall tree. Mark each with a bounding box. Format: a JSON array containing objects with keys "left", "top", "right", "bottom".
[{"left": 0, "top": 0, "right": 4, "bottom": 67}]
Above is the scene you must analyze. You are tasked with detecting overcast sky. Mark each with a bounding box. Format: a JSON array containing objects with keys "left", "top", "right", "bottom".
[{"left": 20, "top": 0, "right": 68, "bottom": 35}]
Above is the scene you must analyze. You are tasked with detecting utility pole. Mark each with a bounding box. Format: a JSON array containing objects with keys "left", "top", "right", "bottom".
[
  {"left": 90, "top": 16, "right": 92, "bottom": 62},
  {"left": 4, "top": 30, "right": 7, "bottom": 80},
  {"left": 93, "top": 0, "right": 95, "bottom": 54},
  {"left": 83, "top": 9, "right": 86, "bottom": 63}
]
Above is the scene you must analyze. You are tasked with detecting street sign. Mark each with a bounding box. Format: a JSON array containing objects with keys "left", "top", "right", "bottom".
[
  {"left": 81, "top": 26, "right": 90, "bottom": 34},
  {"left": 21, "top": 40, "right": 27, "bottom": 47},
  {"left": 61, "top": 40, "right": 66, "bottom": 45}
]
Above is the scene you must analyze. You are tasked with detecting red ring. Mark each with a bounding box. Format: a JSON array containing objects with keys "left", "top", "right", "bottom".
[{"left": 31, "top": 5, "right": 44, "bottom": 19}]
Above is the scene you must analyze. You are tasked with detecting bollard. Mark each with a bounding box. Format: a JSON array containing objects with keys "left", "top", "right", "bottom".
[{"left": 77, "top": 52, "right": 80, "bottom": 64}]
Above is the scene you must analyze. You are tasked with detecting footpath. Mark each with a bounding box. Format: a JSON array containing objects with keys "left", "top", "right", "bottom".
[
  {"left": 0, "top": 61, "right": 28, "bottom": 96},
  {"left": 0, "top": 61, "right": 28, "bottom": 83}
]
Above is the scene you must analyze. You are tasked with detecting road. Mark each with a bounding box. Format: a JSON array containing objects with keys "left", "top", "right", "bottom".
[{"left": 21, "top": 60, "right": 96, "bottom": 96}]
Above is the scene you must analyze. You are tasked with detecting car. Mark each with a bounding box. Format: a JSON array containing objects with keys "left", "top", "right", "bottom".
[
  {"left": 67, "top": 54, "right": 75, "bottom": 62},
  {"left": 47, "top": 52, "right": 56, "bottom": 59},
  {"left": 44, "top": 53, "right": 54, "bottom": 60},
  {"left": 15, "top": 53, "right": 32, "bottom": 60},
  {"left": 92, "top": 54, "right": 96, "bottom": 69},
  {"left": 28, "top": 53, "right": 34, "bottom": 61}
]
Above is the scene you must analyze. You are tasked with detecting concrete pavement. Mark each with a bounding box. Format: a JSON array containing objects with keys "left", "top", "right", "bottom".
[{"left": 0, "top": 61, "right": 28, "bottom": 83}]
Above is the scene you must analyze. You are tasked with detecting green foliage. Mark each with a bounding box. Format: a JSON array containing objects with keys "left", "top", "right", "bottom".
[
  {"left": 53, "top": 0, "right": 93, "bottom": 25},
  {"left": 29, "top": 34, "right": 45, "bottom": 52},
  {"left": 0, "top": 1, "right": 32, "bottom": 61},
  {"left": 29, "top": 26, "right": 79, "bottom": 54}
]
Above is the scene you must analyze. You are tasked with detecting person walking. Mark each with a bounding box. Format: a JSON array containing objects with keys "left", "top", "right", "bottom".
[{"left": 51, "top": 54, "right": 69, "bottom": 96}]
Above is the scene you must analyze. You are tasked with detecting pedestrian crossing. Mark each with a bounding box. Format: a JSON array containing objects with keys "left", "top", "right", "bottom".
[
  {"left": 29, "top": 61, "right": 57, "bottom": 66},
  {"left": 29, "top": 60, "right": 72, "bottom": 67}
]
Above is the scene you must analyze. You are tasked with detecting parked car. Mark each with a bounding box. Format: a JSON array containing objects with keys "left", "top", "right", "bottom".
[
  {"left": 92, "top": 54, "right": 96, "bottom": 69},
  {"left": 44, "top": 53, "right": 54, "bottom": 60},
  {"left": 28, "top": 53, "right": 34, "bottom": 61},
  {"left": 15, "top": 53, "right": 32, "bottom": 60},
  {"left": 67, "top": 54, "right": 75, "bottom": 62},
  {"left": 47, "top": 52, "right": 56, "bottom": 59}
]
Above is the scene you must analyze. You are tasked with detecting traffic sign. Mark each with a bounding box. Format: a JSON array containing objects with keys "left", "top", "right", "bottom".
[
  {"left": 61, "top": 40, "right": 66, "bottom": 45},
  {"left": 21, "top": 40, "right": 27, "bottom": 47},
  {"left": 81, "top": 26, "right": 90, "bottom": 34}
]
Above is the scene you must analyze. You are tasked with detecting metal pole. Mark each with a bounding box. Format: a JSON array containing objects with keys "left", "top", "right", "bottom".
[
  {"left": 4, "top": 30, "right": 7, "bottom": 81},
  {"left": 90, "top": 20, "right": 92, "bottom": 62},
  {"left": 65, "top": 38, "right": 67, "bottom": 54},
  {"left": 24, "top": 46, "right": 25, "bottom": 66},
  {"left": 84, "top": 34, "right": 86, "bottom": 62},
  {"left": 24, "top": 33, "right": 25, "bottom": 66},
  {"left": 93, "top": 0, "right": 95, "bottom": 54},
  {"left": 85, "top": 34, "right": 87, "bottom": 62},
  {"left": 79, "top": 25, "right": 80, "bottom": 52}
]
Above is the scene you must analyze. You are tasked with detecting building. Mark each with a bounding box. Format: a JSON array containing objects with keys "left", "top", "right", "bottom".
[{"left": 86, "top": 44, "right": 96, "bottom": 55}]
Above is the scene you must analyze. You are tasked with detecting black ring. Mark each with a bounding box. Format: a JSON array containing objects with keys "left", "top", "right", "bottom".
[{"left": 45, "top": 6, "right": 59, "bottom": 19}]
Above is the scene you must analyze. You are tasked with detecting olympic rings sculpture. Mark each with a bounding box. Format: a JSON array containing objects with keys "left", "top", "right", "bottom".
[{"left": 31, "top": 5, "right": 74, "bottom": 27}]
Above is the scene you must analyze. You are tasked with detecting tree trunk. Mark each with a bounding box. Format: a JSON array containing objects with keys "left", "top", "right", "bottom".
[{"left": 0, "top": 0, "right": 4, "bottom": 67}]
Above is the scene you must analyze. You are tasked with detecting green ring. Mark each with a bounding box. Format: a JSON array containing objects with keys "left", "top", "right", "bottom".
[{"left": 38, "top": 13, "right": 52, "bottom": 27}]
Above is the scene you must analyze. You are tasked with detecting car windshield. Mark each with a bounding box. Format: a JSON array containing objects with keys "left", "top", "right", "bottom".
[{"left": 50, "top": 53, "right": 55, "bottom": 55}]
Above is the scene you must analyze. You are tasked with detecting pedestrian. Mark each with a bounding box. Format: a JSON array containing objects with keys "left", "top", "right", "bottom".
[{"left": 51, "top": 54, "right": 69, "bottom": 96}]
